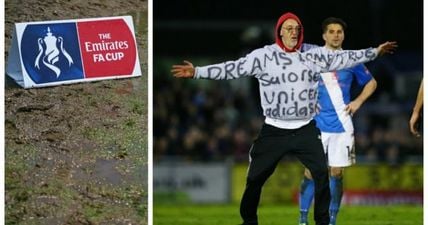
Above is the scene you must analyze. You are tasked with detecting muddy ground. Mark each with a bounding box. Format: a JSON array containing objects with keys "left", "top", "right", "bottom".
[{"left": 5, "top": 0, "right": 148, "bottom": 224}]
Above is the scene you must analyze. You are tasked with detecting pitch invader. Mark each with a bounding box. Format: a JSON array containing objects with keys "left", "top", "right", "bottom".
[{"left": 298, "top": 17, "right": 377, "bottom": 225}]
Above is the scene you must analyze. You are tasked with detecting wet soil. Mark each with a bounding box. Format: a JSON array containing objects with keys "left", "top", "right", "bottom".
[{"left": 5, "top": 0, "right": 148, "bottom": 224}]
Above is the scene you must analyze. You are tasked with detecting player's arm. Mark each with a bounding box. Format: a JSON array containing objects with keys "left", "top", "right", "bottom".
[
  {"left": 345, "top": 78, "right": 377, "bottom": 115},
  {"left": 409, "top": 79, "right": 423, "bottom": 137}
]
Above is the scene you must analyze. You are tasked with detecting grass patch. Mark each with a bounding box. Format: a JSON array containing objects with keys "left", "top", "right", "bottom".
[{"left": 153, "top": 204, "right": 423, "bottom": 225}]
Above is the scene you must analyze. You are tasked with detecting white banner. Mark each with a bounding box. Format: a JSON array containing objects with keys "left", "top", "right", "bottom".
[{"left": 154, "top": 162, "right": 231, "bottom": 203}]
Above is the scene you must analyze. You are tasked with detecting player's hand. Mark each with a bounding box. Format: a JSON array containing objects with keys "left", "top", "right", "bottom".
[
  {"left": 377, "top": 41, "right": 398, "bottom": 56},
  {"left": 171, "top": 60, "right": 195, "bottom": 78},
  {"left": 345, "top": 100, "right": 362, "bottom": 116},
  {"left": 409, "top": 111, "right": 421, "bottom": 137}
]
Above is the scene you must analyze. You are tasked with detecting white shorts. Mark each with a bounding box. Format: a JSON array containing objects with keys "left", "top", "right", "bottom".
[{"left": 321, "top": 131, "right": 355, "bottom": 167}]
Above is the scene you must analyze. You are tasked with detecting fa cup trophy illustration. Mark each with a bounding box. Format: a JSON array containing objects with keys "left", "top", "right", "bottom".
[{"left": 34, "top": 27, "right": 74, "bottom": 78}]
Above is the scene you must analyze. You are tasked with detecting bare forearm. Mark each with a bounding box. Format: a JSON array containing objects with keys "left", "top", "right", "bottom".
[
  {"left": 354, "top": 78, "right": 377, "bottom": 105},
  {"left": 413, "top": 79, "right": 424, "bottom": 115}
]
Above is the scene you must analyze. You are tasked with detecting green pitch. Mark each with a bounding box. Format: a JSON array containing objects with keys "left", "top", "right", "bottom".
[{"left": 154, "top": 204, "right": 422, "bottom": 225}]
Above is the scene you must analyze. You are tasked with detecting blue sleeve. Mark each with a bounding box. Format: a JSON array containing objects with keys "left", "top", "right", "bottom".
[{"left": 352, "top": 64, "right": 373, "bottom": 86}]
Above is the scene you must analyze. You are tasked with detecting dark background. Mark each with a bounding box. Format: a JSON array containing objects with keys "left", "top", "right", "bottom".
[
  {"left": 154, "top": 0, "right": 422, "bottom": 57},
  {"left": 153, "top": 0, "right": 423, "bottom": 163}
]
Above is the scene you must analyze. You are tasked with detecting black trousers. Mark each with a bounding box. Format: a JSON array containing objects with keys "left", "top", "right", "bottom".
[{"left": 240, "top": 121, "right": 330, "bottom": 225}]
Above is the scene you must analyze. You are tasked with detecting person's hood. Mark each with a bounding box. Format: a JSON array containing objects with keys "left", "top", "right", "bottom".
[{"left": 275, "top": 12, "right": 304, "bottom": 52}]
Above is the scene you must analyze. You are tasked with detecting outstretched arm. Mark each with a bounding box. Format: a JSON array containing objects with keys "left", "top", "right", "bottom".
[
  {"left": 171, "top": 48, "right": 265, "bottom": 80},
  {"left": 346, "top": 78, "right": 377, "bottom": 115},
  {"left": 409, "top": 79, "right": 423, "bottom": 137},
  {"left": 309, "top": 41, "right": 398, "bottom": 73},
  {"left": 171, "top": 60, "right": 195, "bottom": 78}
]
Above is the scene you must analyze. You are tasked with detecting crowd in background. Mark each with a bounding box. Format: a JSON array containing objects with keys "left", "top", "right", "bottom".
[{"left": 154, "top": 59, "right": 423, "bottom": 164}]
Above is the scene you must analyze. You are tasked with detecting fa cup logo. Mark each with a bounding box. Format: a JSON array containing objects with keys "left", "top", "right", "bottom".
[{"left": 34, "top": 27, "right": 74, "bottom": 78}]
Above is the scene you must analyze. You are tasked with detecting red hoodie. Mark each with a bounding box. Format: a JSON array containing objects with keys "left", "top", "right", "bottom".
[{"left": 275, "top": 12, "right": 304, "bottom": 52}]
